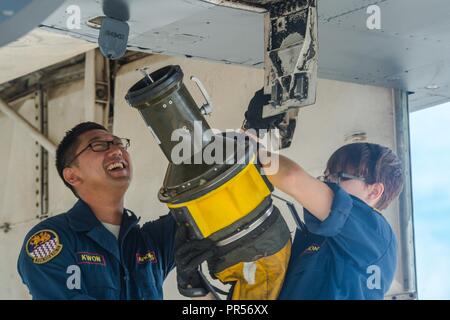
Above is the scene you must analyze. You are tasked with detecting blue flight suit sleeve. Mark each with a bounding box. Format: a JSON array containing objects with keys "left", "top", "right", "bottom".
[
  {"left": 303, "top": 183, "right": 395, "bottom": 266},
  {"left": 17, "top": 224, "right": 96, "bottom": 300},
  {"left": 141, "top": 214, "right": 176, "bottom": 278}
]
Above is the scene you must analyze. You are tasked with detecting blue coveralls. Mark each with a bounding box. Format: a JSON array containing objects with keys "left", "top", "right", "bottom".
[
  {"left": 18, "top": 200, "right": 176, "bottom": 300},
  {"left": 279, "top": 183, "right": 398, "bottom": 300}
]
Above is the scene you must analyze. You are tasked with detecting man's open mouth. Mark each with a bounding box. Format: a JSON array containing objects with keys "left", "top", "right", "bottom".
[{"left": 106, "top": 161, "right": 127, "bottom": 171}]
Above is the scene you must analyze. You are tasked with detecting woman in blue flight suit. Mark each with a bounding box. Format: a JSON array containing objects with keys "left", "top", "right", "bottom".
[
  {"left": 243, "top": 89, "right": 404, "bottom": 300},
  {"left": 268, "top": 143, "right": 404, "bottom": 299}
]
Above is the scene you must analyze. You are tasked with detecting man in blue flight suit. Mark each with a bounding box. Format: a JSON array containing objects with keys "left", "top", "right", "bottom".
[
  {"left": 17, "top": 122, "right": 212, "bottom": 299},
  {"left": 242, "top": 89, "right": 404, "bottom": 299}
]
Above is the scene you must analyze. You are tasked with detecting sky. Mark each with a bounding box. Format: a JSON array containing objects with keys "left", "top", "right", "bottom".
[{"left": 410, "top": 102, "right": 450, "bottom": 300}]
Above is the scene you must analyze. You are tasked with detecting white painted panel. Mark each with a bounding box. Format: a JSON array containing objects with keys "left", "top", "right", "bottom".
[
  {"left": 0, "top": 221, "right": 37, "bottom": 299},
  {"left": 0, "top": 80, "right": 88, "bottom": 299},
  {"left": 47, "top": 80, "right": 86, "bottom": 214},
  {"left": 0, "top": 98, "right": 41, "bottom": 299},
  {"left": 0, "top": 28, "right": 96, "bottom": 84}
]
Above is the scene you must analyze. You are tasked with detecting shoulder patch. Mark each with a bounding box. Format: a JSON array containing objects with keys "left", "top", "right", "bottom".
[{"left": 26, "top": 229, "right": 63, "bottom": 264}]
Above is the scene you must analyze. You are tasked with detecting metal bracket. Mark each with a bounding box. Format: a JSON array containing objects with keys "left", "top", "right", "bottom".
[
  {"left": 386, "top": 292, "right": 417, "bottom": 300},
  {"left": 84, "top": 49, "right": 112, "bottom": 129},
  {"left": 35, "top": 88, "right": 49, "bottom": 220},
  {"left": 394, "top": 90, "right": 417, "bottom": 298},
  {"left": 230, "top": 0, "right": 318, "bottom": 149},
  {"left": 263, "top": 0, "right": 318, "bottom": 117}
]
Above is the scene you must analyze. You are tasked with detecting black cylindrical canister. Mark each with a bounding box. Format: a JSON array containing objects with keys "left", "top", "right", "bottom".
[{"left": 125, "top": 65, "right": 214, "bottom": 162}]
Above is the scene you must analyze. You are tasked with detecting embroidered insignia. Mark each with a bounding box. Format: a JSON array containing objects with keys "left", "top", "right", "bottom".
[
  {"left": 307, "top": 244, "right": 320, "bottom": 252},
  {"left": 304, "top": 244, "right": 321, "bottom": 254},
  {"left": 136, "top": 251, "right": 157, "bottom": 264},
  {"left": 26, "top": 229, "right": 63, "bottom": 264}
]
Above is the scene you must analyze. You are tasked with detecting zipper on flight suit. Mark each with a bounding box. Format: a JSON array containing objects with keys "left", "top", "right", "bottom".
[{"left": 119, "top": 211, "right": 140, "bottom": 300}]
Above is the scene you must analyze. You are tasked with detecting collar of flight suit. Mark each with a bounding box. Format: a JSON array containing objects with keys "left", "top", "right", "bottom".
[{"left": 66, "top": 199, "right": 140, "bottom": 262}]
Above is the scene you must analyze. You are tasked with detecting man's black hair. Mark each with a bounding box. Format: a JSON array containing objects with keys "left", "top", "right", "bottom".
[{"left": 55, "top": 122, "right": 108, "bottom": 197}]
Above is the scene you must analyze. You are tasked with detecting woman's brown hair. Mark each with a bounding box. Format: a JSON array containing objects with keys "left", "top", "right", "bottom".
[{"left": 325, "top": 143, "right": 404, "bottom": 210}]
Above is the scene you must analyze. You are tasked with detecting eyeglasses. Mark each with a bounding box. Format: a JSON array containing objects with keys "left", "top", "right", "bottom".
[
  {"left": 66, "top": 137, "right": 130, "bottom": 167},
  {"left": 317, "top": 172, "right": 366, "bottom": 184}
]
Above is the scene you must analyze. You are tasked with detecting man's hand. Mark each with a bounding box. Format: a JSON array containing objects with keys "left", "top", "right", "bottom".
[{"left": 175, "top": 224, "right": 216, "bottom": 297}]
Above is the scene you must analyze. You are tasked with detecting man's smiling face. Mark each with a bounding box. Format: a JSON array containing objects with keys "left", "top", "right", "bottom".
[{"left": 63, "top": 129, "right": 133, "bottom": 194}]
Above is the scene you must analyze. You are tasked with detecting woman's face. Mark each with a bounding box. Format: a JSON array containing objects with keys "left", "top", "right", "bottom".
[{"left": 340, "top": 179, "right": 384, "bottom": 209}]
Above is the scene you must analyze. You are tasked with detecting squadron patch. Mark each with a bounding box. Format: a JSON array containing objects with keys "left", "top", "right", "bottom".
[{"left": 26, "top": 229, "right": 63, "bottom": 264}]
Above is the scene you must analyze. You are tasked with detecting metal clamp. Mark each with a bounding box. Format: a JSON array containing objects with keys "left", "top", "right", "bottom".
[
  {"left": 216, "top": 205, "right": 274, "bottom": 247},
  {"left": 190, "top": 76, "right": 214, "bottom": 116}
]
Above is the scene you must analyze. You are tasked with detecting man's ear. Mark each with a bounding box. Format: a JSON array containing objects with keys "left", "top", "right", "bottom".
[
  {"left": 63, "top": 167, "right": 82, "bottom": 187},
  {"left": 368, "top": 182, "right": 384, "bottom": 203}
]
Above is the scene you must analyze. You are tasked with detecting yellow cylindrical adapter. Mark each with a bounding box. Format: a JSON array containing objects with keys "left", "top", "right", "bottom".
[
  {"left": 126, "top": 65, "right": 291, "bottom": 299},
  {"left": 168, "top": 160, "right": 291, "bottom": 300},
  {"left": 168, "top": 160, "right": 270, "bottom": 238}
]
